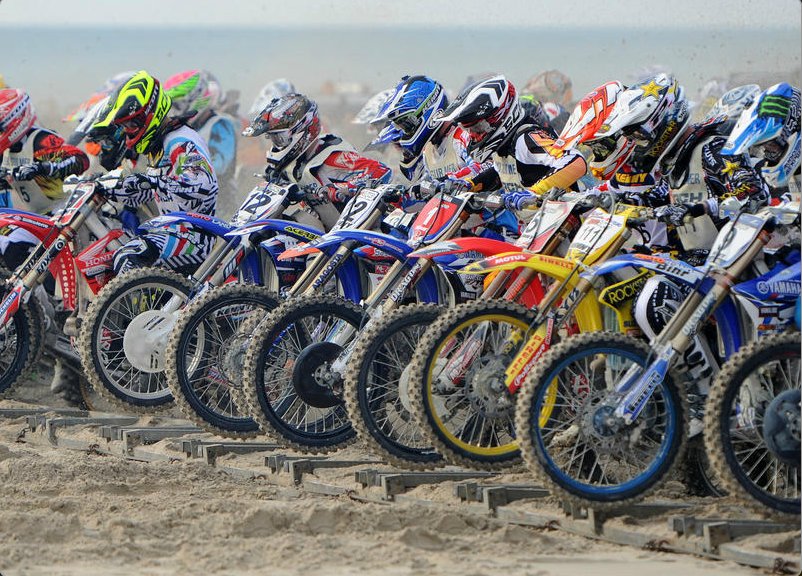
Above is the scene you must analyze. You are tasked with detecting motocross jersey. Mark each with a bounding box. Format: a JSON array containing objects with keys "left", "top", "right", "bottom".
[
  {"left": 105, "top": 125, "right": 218, "bottom": 216},
  {"left": 0, "top": 127, "right": 89, "bottom": 212},
  {"left": 464, "top": 125, "right": 586, "bottom": 194},
  {"left": 280, "top": 134, "right": 392, "bottom": 196}
]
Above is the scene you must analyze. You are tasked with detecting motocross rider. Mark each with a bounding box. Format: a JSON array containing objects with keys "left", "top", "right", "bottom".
[
  {"left": 433, "top": 75, "right": 587, "bottom": 215},
  {"left": 242, "top": 92, "right": 393, "bottom": 210},
  {"left": 91, "top": 70, "right": 219, "bottom": 276},
  {"left": 0, "top": 88, "right": 92, "bottom": 405},
  {"left": 164, "top": 70, "right": 238, "bottom": 203},
  {"left": 368, "top": 74, "right": 519, "bottom": 241}
]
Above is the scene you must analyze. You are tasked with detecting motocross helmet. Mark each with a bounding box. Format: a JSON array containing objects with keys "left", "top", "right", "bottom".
[
  {"left": 598, "top": 73, "right": 690, "bottom": 173},
  {"left": 370, "top": 75, "right": 449, "bottom": 157},
  {"left": 437, "top": 75, "right": 525, "bottom": 163},
  {"left": 552, "top": 81, "right": 634, "bottom": 180},
  {"left": 0, "top": 89, "right": 36, "bottom": 155},
  {"left": 242, "top": 93, "right": 321, "bottom": 169},
  {"left": 93, "top": 70, "right": 172, "bottom": 155},
  {"left": 705, "top": 84, "right": 761, "bottom": 128},
  {"left": 248, "top": 78, "right": 296, "bottom": 117},
  {"left": 164, "top": 69, "right": 221, "bottom": 117},
  {"left": 723, "top": 83, "right": 801, "bottom": 188},
  {"left": 518, "top": 95, "right": 551, "bottom": 131},
  {"left": 553, "top": 82, "right": 626, "bottom": 153},
  {"left": 353, "top": 88, "right": 394, "bottom": 125}
]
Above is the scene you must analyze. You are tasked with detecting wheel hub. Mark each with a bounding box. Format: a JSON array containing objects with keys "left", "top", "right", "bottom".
[
  {"left": 123, "top": 310, "right": 176, "bottom": 373},
  {"left": 292, "top": 341, "right": 344, "bottom": 408},
  {"left": 762, "top": 388, "right": 801, "bottom": 467},
  {"left": 464, "top": 358, "right": 514, "bottom": 419}
]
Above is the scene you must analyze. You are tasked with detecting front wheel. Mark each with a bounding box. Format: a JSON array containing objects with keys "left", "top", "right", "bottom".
[
  {"left": 344, "top": 303, "right": 444, "bottom": 469},
  {"left": 242, "top": 294, "right": 363, "bottom": 452},
  {"left": 407, "top": 299, "right": 542, "bottom": 470},
  {"left": 78, "top": 268, "right": 191, "bottom": 412},
  {"left": 516, "top": 332, "right": 687, "bottom": 509},
  {"left": 0, "top": 295, "right": 36, "bottom": 399},
  {"left": 704, "top": 331, "right": 800, "bottom": 516},
  {"left": 165, "top": 284, "right": 279, "bottom": 438}
]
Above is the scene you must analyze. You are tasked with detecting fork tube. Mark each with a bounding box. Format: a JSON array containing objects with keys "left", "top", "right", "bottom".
[
  {"left": 292, "top": 249, "right": 343, "bottom": 296},
  {"left": 192, "top": 239, "right": 235, "bottom": 284},
  {"left": 482, "top": 269, "right": 513, "bottom": 300},
  {"left": 667, "top": 230, "right": 771, "bottom": 354}
]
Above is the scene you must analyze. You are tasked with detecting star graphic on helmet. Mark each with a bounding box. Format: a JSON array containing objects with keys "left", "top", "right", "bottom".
[
  {"left": 640, "top": 80, "right": 661, "bottom": 99},
  {"left": 721, "top": 159, "right": 740, "bottom": 176}
]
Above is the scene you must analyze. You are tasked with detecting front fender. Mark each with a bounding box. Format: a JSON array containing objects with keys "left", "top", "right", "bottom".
[
  {"left": 0, "top": 209, "right": 56, "bottom": 241},
  {"left": 584, "top": 253, "right": 706, "bottom": 286},
  {"left": 409, "top": 237, "right": 519, "bottom": 260},
  {"left": 321, "top": 228, "right": 413, "bottom": 262},
  {"left": 229, "top": 218, "right": 322, "bottom": 243},
  {"left": 139, "top": 212, "right": 232, "bottom": 237},
  {"left": 462, "top": 252, "right": 578, "bottom": 277}
]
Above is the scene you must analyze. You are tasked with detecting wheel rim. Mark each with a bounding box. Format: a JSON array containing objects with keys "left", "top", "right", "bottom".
[
  {"left": 95, "top": 283, "right": 187, "bottom": 400},
  {"left": 364, "top": 323, "right": 435, "bottom": 452},
  {"left": 424, "top": 314, "right": 533, "bottom": 457},
  {"left": 260, "top": 310, "right": 352, "bottom": 437},
  {"left": 722, "top": 349, "right": 801, "bottom": 507},
  {"left": 531, "top": 345, "right": 678, "bottom": 497},
  {"left": 180, "top": 301, "right": 268, "bottom": 421}
]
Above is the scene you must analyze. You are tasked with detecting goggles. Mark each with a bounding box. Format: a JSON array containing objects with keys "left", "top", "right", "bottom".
[
  {"left": 391, "top": 111, "right": 422, "bottom": 136},
  {"left": 265, "top": 129, "right": 292, "bottom": 148},
  {"left": 462, "top": 119, "right": 494, "bottom": 142},
  {"left": 588, "top": 136, "right": 618, "bottom": 159},
  {"left": 119, "top": 116, "right": 145, "bottom": 137}
]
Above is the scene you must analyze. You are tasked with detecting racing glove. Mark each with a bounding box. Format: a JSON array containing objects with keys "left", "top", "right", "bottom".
[
  {"left": 502, "top": 189, "right": 537, "bottom": 211},
  {"left": 13, "top": 162, "right": 53, "bottom": 181}
]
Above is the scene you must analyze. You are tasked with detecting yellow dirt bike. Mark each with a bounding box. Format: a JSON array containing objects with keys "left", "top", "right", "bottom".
[{"left": 406, "top": 198, "right": 656, "bottom": 469}]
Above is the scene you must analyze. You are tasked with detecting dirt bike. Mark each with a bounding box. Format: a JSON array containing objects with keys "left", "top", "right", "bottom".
[
  {"left": 164, "top": 183, "right": 409, "bottom": 436},
  {"left": 0, "top": 170, "right": 130, "bottom": 398},
  {"left": 341, "top": 191, "right": 595, "bottom": 468},
  {"left": 405, "top": 195, "right": 664, "bottom": 470},
  {"left": 515, "top": 201, "right": 800, "bottom": 510},
  {"left": 241, "top": 186, "right": 505, "bottom": 452},
  {"left": 77, "top": 177, "right": 345, "bottom": 412}
]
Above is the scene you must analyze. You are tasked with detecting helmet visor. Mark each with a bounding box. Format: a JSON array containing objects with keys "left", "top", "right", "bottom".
[
  {"left": 391, "top": 111, "right": 422, "bottom": 136},
  {"left": 266, "top": 129, "right": 292, "bottom": 148},
  {"left": 463, "top": 119, "right": 493, "bottom": 142}
]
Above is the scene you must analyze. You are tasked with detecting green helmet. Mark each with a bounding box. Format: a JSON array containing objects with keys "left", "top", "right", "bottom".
[{"left": 93, "top": 70, "right": 172, "bottom": 155}]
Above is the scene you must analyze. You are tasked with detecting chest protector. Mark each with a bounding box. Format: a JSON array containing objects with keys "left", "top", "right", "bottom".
[
  {"left": 423, "top": 134, "right": 462, "bottom": 181},
  {"left": 283, "top": 134, "right": 356, "bottom": 187},
  {"left": 1, "top": 129, "right": 66, "bottom": 213}
]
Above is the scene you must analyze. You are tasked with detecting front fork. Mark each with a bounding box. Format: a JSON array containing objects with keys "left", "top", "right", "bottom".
[
  {"left": 328, "top": 258, "right": 432, "bottom": 376},
  {"left": 613, "top": 231, "right": 771, "bottom": 424}
]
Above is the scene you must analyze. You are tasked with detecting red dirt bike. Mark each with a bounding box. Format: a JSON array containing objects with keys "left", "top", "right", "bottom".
[{"left": 0, "top": 170, "right": 129, "bottom": 397}]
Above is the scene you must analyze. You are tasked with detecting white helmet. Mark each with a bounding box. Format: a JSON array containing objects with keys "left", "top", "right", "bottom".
[{"left": 437, "top": 75, "right": 525, "bottom": 162}]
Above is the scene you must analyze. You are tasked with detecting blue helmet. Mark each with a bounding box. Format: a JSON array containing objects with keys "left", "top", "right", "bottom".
[
  {"left": 370, "top": 75, "right": 448, "bottom": 157},
  {"left": 723, "top": 82, "right": 801, "bottom": 187}
]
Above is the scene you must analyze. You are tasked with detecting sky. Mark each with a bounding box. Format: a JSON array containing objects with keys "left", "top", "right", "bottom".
[{"left": 0, "top": 0, "right": 799, "bottom": 29}]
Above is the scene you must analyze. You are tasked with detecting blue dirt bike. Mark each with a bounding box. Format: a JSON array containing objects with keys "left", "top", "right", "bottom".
[{"left": 515, "top": 201, "right": 800, "bottom": 510}]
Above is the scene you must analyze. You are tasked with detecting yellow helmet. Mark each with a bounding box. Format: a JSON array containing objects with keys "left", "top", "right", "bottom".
[
  {"left": 93, "top": 70, "right": 171, "bottom": 155},
  {"left": 0, "top": 74, "right": 6, "bottom": 90}
]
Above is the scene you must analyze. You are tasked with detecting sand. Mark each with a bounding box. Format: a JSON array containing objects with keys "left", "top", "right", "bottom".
[{"left": 0, "top": 380, "right": 779, "bottom": 576}]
